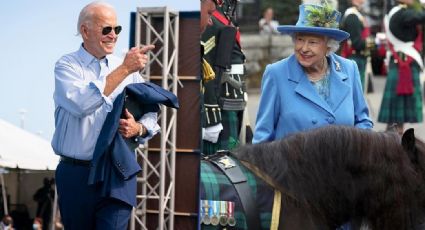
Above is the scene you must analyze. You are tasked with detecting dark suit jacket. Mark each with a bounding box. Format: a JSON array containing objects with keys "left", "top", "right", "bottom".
[{"left": 88, "top": 82, "right": 179, "bottom": 206}]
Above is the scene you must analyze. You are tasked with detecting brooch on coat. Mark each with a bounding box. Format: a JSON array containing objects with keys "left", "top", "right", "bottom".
[{"left": 334, "top": 60, "right": 341, "bottom": 71}]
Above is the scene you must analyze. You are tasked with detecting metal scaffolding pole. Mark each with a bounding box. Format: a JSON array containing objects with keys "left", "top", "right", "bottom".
[{"left": 130, "top": 7, "right": 179, "bottom": 230}]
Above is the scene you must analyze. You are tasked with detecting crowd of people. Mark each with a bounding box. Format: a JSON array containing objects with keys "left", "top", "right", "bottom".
[
  {"left": 0, "top": 178, "right": 62, "bottom": 230},
  {"left": 2, "top": 0, "right": 419, "bottom": 229}
]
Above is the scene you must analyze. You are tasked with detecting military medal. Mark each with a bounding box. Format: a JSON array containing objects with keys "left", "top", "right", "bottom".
[
  {"left": 200, "top": 201, "right": 204, "bottom": 224},
  {"left": 227, "top": 201, "right": 236, "bottom": 226},
  {"left": 206, "top": 200, "right": 214, "bottom": 225},
  {"left": 210, "top": 200, "right": 219, "bottom": 226},
  {"left": 202, "top": 200, "right": 211, "bottom": 225},
  {"left": 219, "top": 200, "right": 228, "bottom": 226}
]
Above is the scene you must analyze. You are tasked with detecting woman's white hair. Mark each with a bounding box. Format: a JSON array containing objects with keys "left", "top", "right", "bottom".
[
  {"left": 291, "top": 34, "right": 341, "bottom": 55},
  {"left": 327, "top": 38, "right": 340, "bottom": 54},
  {"left": 77, "top": 1, "right": 115, "bottom": 35}
]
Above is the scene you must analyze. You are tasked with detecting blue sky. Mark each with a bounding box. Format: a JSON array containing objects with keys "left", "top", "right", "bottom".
[{"left": 0, "top": 0, "right": 198, "bottom": 141}]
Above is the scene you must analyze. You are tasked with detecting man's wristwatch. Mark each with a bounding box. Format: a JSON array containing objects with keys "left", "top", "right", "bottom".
[{"left": 138, "top": 123, "right": 146, "bottom": 137}]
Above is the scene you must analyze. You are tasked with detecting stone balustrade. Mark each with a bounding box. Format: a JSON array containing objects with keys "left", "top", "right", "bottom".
[{"left": 240, "top": 34, "right": 294, "bottom": 87}]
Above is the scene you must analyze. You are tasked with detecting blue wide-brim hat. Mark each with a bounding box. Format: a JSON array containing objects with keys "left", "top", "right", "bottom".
[{"left": 277, "top": 3, "right": 349, "bottom": 42}]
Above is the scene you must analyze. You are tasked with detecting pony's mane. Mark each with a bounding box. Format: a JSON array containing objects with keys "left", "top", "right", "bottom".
[{"left": 233, "top": 125, "right": 425, "bottom": 228}]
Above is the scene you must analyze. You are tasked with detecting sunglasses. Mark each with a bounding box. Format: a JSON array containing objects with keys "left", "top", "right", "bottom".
[{"left": 101, "top": 25, "right": 122, "bottom": 35}]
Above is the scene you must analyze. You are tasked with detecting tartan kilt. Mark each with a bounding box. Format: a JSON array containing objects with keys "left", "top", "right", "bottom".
[
  {"left": 349, "top": 55, "right": 366, "bottom": 90},
  {"left": 378, "top": 60, "right": 423, "bottom": 123},
  {"left": 200, "top": 155, "right": 274, "bottom": 229},
  {"left": 203, "top": 111, "right": 241, "bottom": 155}
]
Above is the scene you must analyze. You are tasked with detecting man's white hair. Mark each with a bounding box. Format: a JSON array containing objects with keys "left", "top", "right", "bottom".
[{"left": 77, "top": 1, "right": 115, "bottom": 35}]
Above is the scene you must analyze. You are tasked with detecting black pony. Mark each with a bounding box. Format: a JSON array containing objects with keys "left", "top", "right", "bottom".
[{"left": 232, "top": 125, "right": 425, "bottom": 230}]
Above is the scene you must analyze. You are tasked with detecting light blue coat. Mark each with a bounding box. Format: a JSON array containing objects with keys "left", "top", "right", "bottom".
[{"left": 253, "top": 53, "right": 373, "bottom": 143}]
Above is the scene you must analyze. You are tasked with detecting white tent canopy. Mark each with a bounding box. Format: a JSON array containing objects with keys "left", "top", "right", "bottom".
[{"left": 0, "top": 119, "right": 58, "bottom": 170}]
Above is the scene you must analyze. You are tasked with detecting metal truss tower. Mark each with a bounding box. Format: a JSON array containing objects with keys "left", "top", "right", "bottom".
[{"left": 130, "top": 7, "right": 179, "bottom": 230}]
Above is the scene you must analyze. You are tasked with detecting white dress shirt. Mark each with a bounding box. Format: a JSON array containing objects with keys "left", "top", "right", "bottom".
[{"left": 52, "top": 45, "right": 159, "bottom": 160}]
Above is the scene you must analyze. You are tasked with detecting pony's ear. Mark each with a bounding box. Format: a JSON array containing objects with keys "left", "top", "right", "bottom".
[{"left": 402, "top": 128, "right": 417, "bottom": 163}]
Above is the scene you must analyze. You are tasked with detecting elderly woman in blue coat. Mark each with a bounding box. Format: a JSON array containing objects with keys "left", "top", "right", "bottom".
[{"left": 253, "top": 2, "right": 373, "bottom": 144}]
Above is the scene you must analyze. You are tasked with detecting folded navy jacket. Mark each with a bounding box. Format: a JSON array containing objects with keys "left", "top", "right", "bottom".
[{"left": 88, "top": 82, "right": 179, "bottom": 206}]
